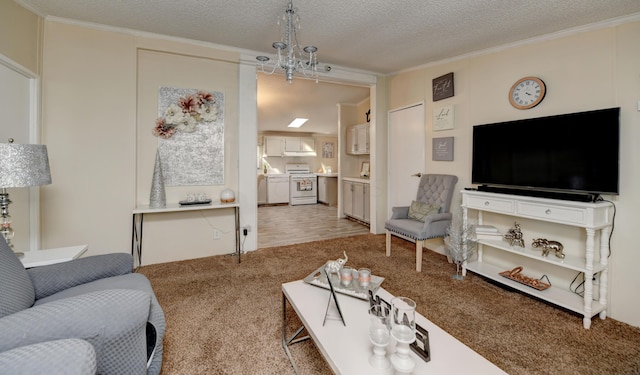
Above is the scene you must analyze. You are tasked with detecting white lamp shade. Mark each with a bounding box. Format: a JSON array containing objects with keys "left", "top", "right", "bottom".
[{"left": 0, "top": 143, "right": 52, "bottom": 188}]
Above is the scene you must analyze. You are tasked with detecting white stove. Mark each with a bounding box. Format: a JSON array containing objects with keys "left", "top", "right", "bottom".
[{"left": 286, "top": 164, "right": 317, "bottom": 205}]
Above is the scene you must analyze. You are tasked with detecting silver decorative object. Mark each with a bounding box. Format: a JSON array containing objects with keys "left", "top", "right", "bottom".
[
  {"left": 0, "top": 139, "right": 52, "bottom": 253},
  {"left": 532, "top": 238, "right": 565, "bottom": 259},
  {"left": 504, "top": 222, "right": 525, "bottom": 247},
  {"left": 445, "top": 208, "right": 477, "bottom": 280},
  {"left": 149, "top": 151, "right": 166, "bottom": 208}
]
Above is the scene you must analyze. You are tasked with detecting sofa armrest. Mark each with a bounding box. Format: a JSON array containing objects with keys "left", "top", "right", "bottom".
[
  {"left": 27, "top": 253, "right": 133, "bottom": 299},
  {"left": 0, "top": 289, "right": 150, "bottom": 374},
  {"left": 0, "top": 339, "right": 97, "bottom": 375},
  {"left": 390, "top": 206, "right": 410, "bottom": 220}
]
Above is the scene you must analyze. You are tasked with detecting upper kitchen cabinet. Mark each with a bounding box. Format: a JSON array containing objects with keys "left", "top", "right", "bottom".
[
  {"left": 264, "top": 136, "right": 285, "bottom": 157},
  {"left": 284, "top": 136, "right": 316, "bottom": 155},
  {"left": 346, "top": 123, "right": 369, "bottom": 155}
]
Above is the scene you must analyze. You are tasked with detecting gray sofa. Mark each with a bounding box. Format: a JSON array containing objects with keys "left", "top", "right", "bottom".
[{"left": 0, "top": 237, "right": 165, "bottom": 374}]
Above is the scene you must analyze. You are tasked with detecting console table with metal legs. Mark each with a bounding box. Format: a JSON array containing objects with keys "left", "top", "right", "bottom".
[{"left": 131, "top": 202, "right": 240, "bottom": 268}]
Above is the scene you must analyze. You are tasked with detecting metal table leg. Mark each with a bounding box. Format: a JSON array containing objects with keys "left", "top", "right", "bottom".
[{"left": 282, "top": 292, "right": 310, "bottom": 374}]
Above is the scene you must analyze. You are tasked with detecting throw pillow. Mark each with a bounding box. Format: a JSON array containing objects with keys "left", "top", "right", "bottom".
[{"left": 407, "top": 201, "right": 440, "bottom": 223}]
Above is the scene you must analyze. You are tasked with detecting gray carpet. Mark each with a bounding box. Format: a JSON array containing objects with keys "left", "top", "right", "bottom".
[{"left": 139, "top": 234, "right": 640, "bottom": 375}]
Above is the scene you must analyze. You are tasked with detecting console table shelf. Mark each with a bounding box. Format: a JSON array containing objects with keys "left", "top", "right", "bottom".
[
  {"left": 461, "top": 190, "right": 613, "bottom": 329},
  {"left": 465, "top": 261, "right": 606, "bottom": 317},
  {"left": 475, "top": 239, "right": 608, "bottom": 274}
]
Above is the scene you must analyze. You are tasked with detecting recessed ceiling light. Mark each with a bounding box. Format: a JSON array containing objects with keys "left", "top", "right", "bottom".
[{"left": 288, "top": 118, "right": 308, "bottom": 128}]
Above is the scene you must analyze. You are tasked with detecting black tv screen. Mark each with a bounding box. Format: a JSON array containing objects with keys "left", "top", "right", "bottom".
[{"left": 472, "top": 107, "right": 620, "bottom": 197}]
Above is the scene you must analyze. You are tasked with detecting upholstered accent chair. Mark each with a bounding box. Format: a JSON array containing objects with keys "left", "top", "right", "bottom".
[
  {"left": 0, "top": 237, "right": 165, "bottom": 374},
  {"left": 385, "top": 174, "right": 458, "bottom": 272}
]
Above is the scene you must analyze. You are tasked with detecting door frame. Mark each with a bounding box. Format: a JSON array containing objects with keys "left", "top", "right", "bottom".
[{"left": 0, "top": 53, "right": 42, "bottom": 250}]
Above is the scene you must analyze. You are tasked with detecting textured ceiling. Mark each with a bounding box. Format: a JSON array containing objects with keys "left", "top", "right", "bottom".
[{"left": 16, "top": 0, "right": 640, "bottom": 134}]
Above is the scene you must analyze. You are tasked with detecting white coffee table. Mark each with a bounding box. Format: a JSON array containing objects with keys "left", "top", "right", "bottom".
[
  {"left": 20, "top": 245, "right": 88, "bottom": 268},
  {"left": 282, "top": 280, "right": 507, "bottom": 375}
]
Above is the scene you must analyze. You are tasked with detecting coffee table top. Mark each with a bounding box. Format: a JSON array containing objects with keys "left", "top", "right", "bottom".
[{"left": 283, "top": 280, "right": 506, "bottom": 375}]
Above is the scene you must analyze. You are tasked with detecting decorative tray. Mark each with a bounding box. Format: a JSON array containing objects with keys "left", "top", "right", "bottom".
[
  {"left": 179, "top": 199, "right": 212, "bottom": 206},
  {"left": 303, "top": 265, "right": 384, "bottom": 300},
  {"left": 499, "top": 266, "right": 551, "bottom": 291}
]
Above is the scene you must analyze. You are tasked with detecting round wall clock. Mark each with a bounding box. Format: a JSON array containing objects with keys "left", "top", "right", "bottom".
[{"left": 509, "top": 76, "right": 546, "bottom": 109}]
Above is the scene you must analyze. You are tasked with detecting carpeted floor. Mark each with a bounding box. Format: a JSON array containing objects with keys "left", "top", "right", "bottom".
[{"left": 139, "top": 234, "right": 640, "bottom": 375}]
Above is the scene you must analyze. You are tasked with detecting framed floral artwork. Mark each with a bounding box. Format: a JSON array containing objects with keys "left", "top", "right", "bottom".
[{"left": 154, "top": 86, "right": 225, "bottom": 186}]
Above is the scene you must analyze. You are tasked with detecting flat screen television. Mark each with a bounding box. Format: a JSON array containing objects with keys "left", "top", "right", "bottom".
[{"left": 471, "top": 107, "right": 620, "bottom": 201}]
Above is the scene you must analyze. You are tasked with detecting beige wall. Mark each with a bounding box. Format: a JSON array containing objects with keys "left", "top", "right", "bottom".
[
  {"left": 0, "top": 0, "right": 42, "bottom": 73},
  {"left": 388, "top": 23, "right": 640, "bottom": 327},
  {"left": 41, "top": 21, "right": 240, "bottom": 264}
]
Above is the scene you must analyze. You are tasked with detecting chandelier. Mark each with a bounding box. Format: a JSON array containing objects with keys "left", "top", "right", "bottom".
[{"left": 256, "top": 0, "right": 318, "bottom": 84}]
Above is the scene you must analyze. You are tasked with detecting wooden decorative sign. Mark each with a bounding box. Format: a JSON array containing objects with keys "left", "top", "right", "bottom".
[{"left": 432, "top": 72, "right": 454, "bottom": 101}]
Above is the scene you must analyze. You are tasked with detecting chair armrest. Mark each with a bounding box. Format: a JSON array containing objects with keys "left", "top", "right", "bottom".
[
  {"left": 422, "top": 212, "right": 452, "bottom": 226},
  {"left": 27, "top": 253, "right": 133, "bottom": 299},
  {"left": 0, "top": 289, "right": 150, "bottom": 373},
  {"left": 0, "top": 339, "right": 97, "bottom": 375},
  {"left": 390, "top": 206, "right": 410, "bottom": 219}
]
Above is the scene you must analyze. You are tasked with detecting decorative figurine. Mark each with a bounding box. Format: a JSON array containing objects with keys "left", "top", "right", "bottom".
[
  {"left": 324, "top": 251, "right": 348, "bottom": 278},
  {"left": 532, "top": 238, "right": 565, "bottom": 259},
  {"left": 504, "top": 222, "right": 525, "bottom": 247}
]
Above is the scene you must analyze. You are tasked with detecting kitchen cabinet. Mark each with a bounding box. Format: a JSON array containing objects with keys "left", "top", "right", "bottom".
[
  {"left": 461, "top": 190, "right": 613, "bottom": 329},
  {"left": 342, "top": 179, "right": 369, "bottom": 223},
  {"left": 284, "top": 137, "right": 315, "bottom": 153},
  {"left": 264, "top": 136, "right": 284, "bottom": 157},
  {"left": 318, "top": 176, "right": 337, "bottom": 206},
  {"left": 346, "top": 123, "right": 369, "bottom": 155}
]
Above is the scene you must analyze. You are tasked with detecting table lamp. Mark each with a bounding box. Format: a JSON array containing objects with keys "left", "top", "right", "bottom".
[{"left": 0, "top": 139, "right": 52, "bottom": 256}]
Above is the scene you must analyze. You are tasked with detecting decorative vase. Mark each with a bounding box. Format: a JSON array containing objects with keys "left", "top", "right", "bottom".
[{"left": 149, "top": 151, "right": 166, "bottom": 208}]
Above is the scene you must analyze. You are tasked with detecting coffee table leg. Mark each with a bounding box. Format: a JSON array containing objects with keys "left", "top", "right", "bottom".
[{"left": 282, "top": 292, "right": 310, "bottom": 374}]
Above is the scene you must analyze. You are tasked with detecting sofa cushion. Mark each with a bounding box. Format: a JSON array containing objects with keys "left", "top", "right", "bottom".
[
  {"left": 0, "top": 238, "right": 35, "bottom": 318},
  {"left": 407, "top": 201, "right": 440, "bottom": 222}
]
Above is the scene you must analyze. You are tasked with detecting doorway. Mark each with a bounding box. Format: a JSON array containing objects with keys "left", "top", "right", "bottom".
[{"left": 255, "top": 73, "right": 372, "bottom": 249}]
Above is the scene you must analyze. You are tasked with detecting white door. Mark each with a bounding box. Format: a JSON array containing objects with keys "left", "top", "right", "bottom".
[{"left": 388, "top": 103, "right": 425, "bottom": 213}]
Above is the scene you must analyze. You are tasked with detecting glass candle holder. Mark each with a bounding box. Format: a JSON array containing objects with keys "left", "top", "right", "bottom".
[
  {"left": 368, "top": 304, "right": 391, "bottom": 370},
  {"left": 339, "top": 266, "right": 353, "bottom": 287},
  {"left": 390, "top": 297, "right": 417, "bottom": 375},
  {"left": 358, "top": 268, "right": 372, "bottom": 288}
]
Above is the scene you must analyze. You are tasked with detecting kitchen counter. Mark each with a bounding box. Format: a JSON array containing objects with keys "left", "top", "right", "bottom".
[
  {"left": 342, "top": 176, "right": 370, "bottom": 183},
  {"left": 315, "top": 172, "right": 339, "bottom": 177}
]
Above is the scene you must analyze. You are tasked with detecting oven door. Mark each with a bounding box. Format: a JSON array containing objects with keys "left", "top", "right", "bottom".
[{"left": 290, "top": 176, "right": 317, "bottom": 197}]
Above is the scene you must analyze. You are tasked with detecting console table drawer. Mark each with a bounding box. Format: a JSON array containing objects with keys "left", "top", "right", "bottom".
[
  {"left": 517, "top": 202, "right": 586, "bottom": 225},
  {"left": 465, "top": 196, "right": 514, "bottom": 213}
]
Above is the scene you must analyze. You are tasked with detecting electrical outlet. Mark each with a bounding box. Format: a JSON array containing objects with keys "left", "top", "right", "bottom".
[
  {"left": 213, "top": 229, "right": 221, "bottom": 239},
  {"left": 243, "top": 228, "right": 248, "bottom": 236}
]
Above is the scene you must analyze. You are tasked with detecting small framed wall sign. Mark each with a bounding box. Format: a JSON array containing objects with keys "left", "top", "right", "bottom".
[
  {"left": 432, "top": 72, "right": 454, "bottom": 101},
  {"left": 432, "top": 137, "right": 454, "bottom": 161},
  {"left": 433, "top": 105, "right": 454, "bottom": 131}
]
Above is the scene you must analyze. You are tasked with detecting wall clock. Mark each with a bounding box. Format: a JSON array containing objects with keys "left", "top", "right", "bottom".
[{"left": 509, "top": 76, "right": 546, "bottom": 109}]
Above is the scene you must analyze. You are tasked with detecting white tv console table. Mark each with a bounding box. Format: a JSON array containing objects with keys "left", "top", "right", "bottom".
[{"left": 461, "top": 190, "right": 613, "bottom": 329}]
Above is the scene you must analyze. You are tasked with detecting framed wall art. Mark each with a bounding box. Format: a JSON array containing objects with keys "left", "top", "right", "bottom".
[
  {"left": 432, "top": 72, "right": 454, "bottom": 101},
  {"left": 433, "top": 105, "right": 454, "bottom": 131},
  {"left": 432, "top": 137, "right": 454, "bottom": 161}
]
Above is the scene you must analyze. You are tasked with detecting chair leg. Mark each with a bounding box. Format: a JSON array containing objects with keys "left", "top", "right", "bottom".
[
  {"left": 416, "top": 240, "right": 423, "bottom": 272},
  {"left": 386, "top": 230, "right": 391, "bottom": 257}
]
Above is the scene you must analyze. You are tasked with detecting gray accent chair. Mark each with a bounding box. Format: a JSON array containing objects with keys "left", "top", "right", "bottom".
[
  {"left": 0, "top": 237, "right": 165, "bottom": 375},
  {"left": 385, "top": 174, "right": 458, "bottom": 272}
]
